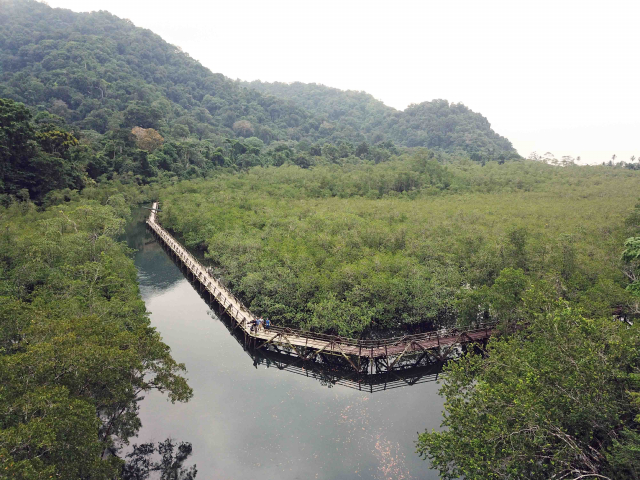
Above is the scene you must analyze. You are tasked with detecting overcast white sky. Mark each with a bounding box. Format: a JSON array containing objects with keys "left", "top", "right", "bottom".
[{"left": 44, "top": 0, "right": 639, "bottom": 163}]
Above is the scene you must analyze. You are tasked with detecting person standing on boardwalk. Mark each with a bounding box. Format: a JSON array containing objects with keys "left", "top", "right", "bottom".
[
  {"left": 256, "top": 317, "right": 263, "bottom": 332},
  {"left": 265, "top": 318, "right": 271, "bottom": 330}
]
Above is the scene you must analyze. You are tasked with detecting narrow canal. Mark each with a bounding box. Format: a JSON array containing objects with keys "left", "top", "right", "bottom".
[{"left": 125, "top": 209, "right": 444, "bottom": 479}]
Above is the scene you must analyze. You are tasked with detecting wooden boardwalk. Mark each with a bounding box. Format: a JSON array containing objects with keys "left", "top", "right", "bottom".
[
  {"left": 146, "top": 202, "right": 496, "bottom": 372},
  {"left": 251, "top": 347, "right": 445, "bottom": 392}
]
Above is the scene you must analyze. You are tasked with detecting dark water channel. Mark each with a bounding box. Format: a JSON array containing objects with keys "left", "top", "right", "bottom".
[{"left": 125, "top": 209, "right": 444, "bottom": 479}]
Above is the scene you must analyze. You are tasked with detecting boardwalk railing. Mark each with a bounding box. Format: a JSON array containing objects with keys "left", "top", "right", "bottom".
[{"left": 146, "top": 202, "right": 497, "bottom": 370}]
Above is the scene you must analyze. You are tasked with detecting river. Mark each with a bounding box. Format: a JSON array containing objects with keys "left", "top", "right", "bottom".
[{"left": 125, "top": 208, "right": 444, "bottom": 479}]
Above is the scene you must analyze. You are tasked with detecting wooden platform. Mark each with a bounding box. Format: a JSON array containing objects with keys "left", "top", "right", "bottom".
[{"left": 146, "top": 202, "right": 496, "bottom": 369}]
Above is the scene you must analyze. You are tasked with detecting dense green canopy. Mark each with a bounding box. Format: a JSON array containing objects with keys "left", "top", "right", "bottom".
[
  {"left": 0, "top": 0, "right": 518, "bottom": 196},
  {"left": 0, "top": 98, "right": 84, "bottom": 200},
  {"left": 0, "top": 197, "right": 192, "bottom": 478},
  {"left": 0, "top": 0, "right": 330, "bottom": 144},
  {"left": 158, "top": 156, "right": 640, "bottom": 336},
  {"left": 417, "top": 201, "right": 640, "bottom": 480},
  {"left": 245, "top": 80, "right": 519, "bottom": 159},
  {"left": 417, "top": 306, "right": 640, "bottom": 480}
]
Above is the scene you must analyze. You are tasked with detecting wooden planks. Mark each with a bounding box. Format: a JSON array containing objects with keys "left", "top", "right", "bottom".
[{"left": 146, "top": 202, "right": 495, "bottom": 362}]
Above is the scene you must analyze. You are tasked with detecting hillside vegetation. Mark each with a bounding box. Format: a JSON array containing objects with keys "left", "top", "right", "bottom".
[
  {"left": 0, "top": 0, "right": 331, "bottom": 144},
  {"left": 244, "top": 80, "right": 518, "bottom": 159},
  {"left": 0, "top": 0, "right": 518, "bottom": 203}
]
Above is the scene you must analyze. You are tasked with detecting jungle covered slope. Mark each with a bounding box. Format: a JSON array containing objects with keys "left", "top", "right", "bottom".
[
  {"left": 0, "top": 0, "right": 518, "bottom": 190},
  {"left": 0, "top": 195, "right": 193, "bottom": 478},
  {"left": 0, "top": 0, "right": 331, "bottom": 144},
  {"left": 0, "top": 96, "right": 402, "bottom": 202},
  {"left": 158, "top": 155, "right": 640, "bottom": 336},
  {"left": 243, "top": 80, "right": 518, "bottom": 159}
]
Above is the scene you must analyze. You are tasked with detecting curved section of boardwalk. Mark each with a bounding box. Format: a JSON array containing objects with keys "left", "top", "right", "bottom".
[{"left": 146, "top": 202, "right": 496, "bottom": 371}]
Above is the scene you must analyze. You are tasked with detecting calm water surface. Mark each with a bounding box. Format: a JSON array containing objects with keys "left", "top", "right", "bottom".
[{"left": 126, "top": 211, "right": 444, "bottom": 479}]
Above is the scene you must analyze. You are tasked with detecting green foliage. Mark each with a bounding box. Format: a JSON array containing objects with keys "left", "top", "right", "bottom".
[
  {"left": 0, "top": 97, "right": 35, "bottom": 193},
  {"left": 244, "top": 81, "right": 519, "bottom": 159},
  {"left": 622, "top": 237, "right": 640, "bottom": 306},
  {"left": 622, "top": 237, "right": 640, "bottom": 264},
  {"left": 0, "top": 0, "right": 522, "bottom": 190},
  {"left": 486, "top": 267, "right": 529, "bottom": 328},
  {"left": 418, "top": 207, "right": 640, "bottom": 479},
  {"left": 0, "top": 198, "right": 192, "bottom": 477},
  {"left": 158, "top": 157, "right": 640, "bottom": 336},
  {"left": 0, "top": 98, "right": 84, "bottom": 200},
  {"left": 416, "top": 308, "right": 640, "bottom": 480},
  {"left": 622, "top": 201, "right": 640, "bottom": 303}
]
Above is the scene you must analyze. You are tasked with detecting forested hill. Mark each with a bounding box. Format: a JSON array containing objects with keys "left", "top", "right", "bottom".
[
  {"left": 241, "top": 81, "right": 396, "bottom": 140},
  {"left": 0, "top": 0, "right": 517, "bottom": 158},
  {"left": 0, "top": 0, "right": 353, "bottom": 145},
  {"left": 244, "top": 80, "right": 519, "bottom": 159}
]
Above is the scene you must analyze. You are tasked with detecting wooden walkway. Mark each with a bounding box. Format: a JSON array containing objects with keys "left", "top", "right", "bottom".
[
  {"left": 251, "top": 346, "right": 445, "bottom": 392},
  {"left": 146, "top": 203, "right": 496, "bottom": 371}
]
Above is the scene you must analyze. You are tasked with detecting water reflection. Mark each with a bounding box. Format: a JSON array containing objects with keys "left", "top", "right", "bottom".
[
  {"left": 124, "top": 208, "right": 185, "bottom": 293},
  {"left": 252, "top": 346, "right": 444, "bottom": 393},
  {"left": 126, "top": 210, "right": 444, "bottom": 480},
  {"left": 198, "top": 292, "right": 446, "bottom": 393}
]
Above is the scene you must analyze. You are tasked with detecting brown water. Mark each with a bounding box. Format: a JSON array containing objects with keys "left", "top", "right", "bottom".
[{"left": 126, "top": 210, "right": 445, "bottom": 480}]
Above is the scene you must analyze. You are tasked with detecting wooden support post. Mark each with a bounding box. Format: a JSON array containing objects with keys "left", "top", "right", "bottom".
[
  {"left": 383, "top": 353, "right": 390, "bottom": 370},
  {"left": 335, "top": 343, "right": 360, "bottom": 372},
  {"left": 389, "top": 341, "right": 414, "bottom": 369},
  {"left": 257, "top": 332, "right": 281, "bottom": 350},
  {"left": 280, "top": 333, "right": 305, "bottom": 358}
]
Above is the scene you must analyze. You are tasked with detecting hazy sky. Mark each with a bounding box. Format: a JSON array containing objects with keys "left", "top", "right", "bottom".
[{"left": 43, "top": 0, "right": 639, "bottom": 163}]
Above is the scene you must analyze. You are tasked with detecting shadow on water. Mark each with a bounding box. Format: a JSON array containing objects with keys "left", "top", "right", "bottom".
[
  {"left": 123, "top": 207, "right": 185, "bottom": 293},
  {"left": 201, "top": 290, "right": 447, "bottom": 393}
]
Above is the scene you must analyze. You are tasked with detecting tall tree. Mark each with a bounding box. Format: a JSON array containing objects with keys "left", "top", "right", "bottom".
[{"left": 417, "top": 306, "right": 640, "bottom": 480}]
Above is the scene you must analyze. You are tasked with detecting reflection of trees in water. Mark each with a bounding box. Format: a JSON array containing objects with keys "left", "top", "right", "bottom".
[
  {"left": 126, "top": 209, "right": 185, "bottom": 292},
  {"left": 123, "top": 439, "right": 197, "bottom": 480},
  {"left": 123, "top": 208, "right": 151, "bottom": 251},
  {"left": 319, "top": 373, "right": 338, "bottom": 389},
  {"left": 202, "top": 298, "right": 444, "bottom": 392},
  {"left": 249, "top": 345, "right": 444, "bottom": 393}
]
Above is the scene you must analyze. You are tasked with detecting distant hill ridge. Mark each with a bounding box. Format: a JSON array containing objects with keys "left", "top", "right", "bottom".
[
  {"left": 243, "top": 80, "right": 519, "bottom": 159},
  {"left": 0, "top": 0, "right": 517, "bottom": 159}
]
